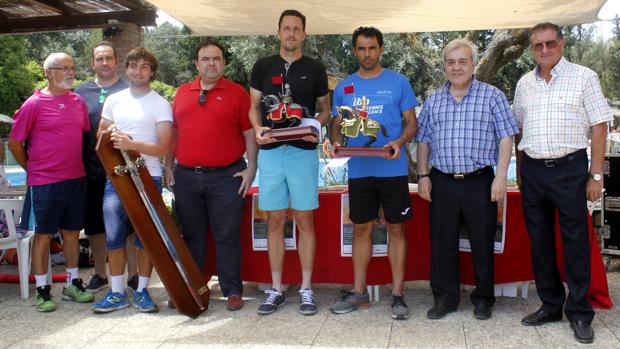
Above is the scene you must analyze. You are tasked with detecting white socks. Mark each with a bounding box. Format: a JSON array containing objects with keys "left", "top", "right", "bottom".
[
  {"left": 110, "top": 275, "right": 125, "bottom": 294},
  {"left": 65, "top": 267, "right": 79, "bottom": 287},
  {"left": 35, "top": 274, "right": 47, "bottom": 288},
  {"left": 137, "top": 276, "right": 150, "bottom": 293}
]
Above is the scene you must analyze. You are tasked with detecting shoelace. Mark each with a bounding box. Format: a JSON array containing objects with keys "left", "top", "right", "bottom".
[
  {"left": 299, "top": 289, "right": 315, "bottom": 305},
  {"left": 339, "top": 290, "right": 356, "bottom": 301},
  {"left": 262, "top": 289, "right": 281, "bottom": 305},
  {"left": 38, "top": 286, "right": 52, "bottom": 301},
  {"left": 392, "top": 295, "right": 407, "bottom": 307},
  {"left": 72, "top": 279, "right": 87, "bottom": 292}
]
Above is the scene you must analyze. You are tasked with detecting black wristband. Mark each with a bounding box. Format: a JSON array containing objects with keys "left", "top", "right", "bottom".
[{"left": 418, "top": 174, "right": 429, "bottom": 180}]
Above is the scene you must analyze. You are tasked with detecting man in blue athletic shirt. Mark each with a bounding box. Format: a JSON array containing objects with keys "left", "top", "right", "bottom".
[{"left": 328, "top": 26, "right": 418, "bottom": 320}]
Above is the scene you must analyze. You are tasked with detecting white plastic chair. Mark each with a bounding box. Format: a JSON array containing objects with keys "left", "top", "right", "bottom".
[{"left": 0, "top": 198, "right": 51, "bottom": 298}]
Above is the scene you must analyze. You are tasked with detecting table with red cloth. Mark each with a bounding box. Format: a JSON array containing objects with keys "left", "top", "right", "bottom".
[{"left": 202, "top": 188, "right": 612, "bottom": 309}]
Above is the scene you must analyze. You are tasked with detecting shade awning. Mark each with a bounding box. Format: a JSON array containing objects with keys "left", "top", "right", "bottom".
[{"left": 146, "top": 0, "right": 607, "bottom": 36}]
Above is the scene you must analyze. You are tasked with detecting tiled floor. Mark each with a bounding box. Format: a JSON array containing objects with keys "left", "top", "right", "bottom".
[{"left": 1, "top": 261, "right": 620, "bottom": 349}]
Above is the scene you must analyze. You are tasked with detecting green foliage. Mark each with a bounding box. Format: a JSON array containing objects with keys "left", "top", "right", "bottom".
[
  {"left": 24, "top": 60, "right": 45, "bottom": 82},
  {"left": 0, "top": 36, "right": 35, "bottom": 116},
  {"left": 151, "top": 80, "right": 177, "bottom": 102},
  {"left": 23, "top": 31, "right": 94, "bottom": 80},
  {"left": 145, "top": 23, "right": 195, "bottom": 86}
]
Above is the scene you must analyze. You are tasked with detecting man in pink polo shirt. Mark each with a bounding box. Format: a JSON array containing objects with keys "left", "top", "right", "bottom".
[{"left": 9, "top": 52, "right": 94, "bottom": 312}]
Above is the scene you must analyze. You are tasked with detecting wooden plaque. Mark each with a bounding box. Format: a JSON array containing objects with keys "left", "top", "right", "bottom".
[
  {"left": 334, "top": 147, "right": 394, "bottom": 158},
  {"left": 263, "top": 126, "right": 319, "bottom": 142},
  {"left": 96, "top": 131, "right": 210, "bottom": 318}
]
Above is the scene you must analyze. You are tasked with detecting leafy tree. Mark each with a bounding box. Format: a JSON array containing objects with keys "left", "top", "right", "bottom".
[
  {"left": 23, "top": 31, "right": 94, "bottom": 80},
  {"left": 145, "top": 23, "right": 195, "bottom": 86},
  {"left": 151, "top": 80, "right": 177, "bottom": 102},
  {"left": 0, "top": 36, "right": 35, "bottom": 116}
]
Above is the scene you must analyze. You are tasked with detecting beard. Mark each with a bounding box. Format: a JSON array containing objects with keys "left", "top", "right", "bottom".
[{"left": 52, "top": 75, "right": 73, "bottom": 90}]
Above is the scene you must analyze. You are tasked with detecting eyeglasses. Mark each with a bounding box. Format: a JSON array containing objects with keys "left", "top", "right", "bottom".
[
  {"left": 49, "top": 66, "right": 75, "bottom": 73},
  {"left": 198, "top": 89, "right": 208, "bottom": 106},
  {"left": 532, "top": 40, "right": 559, "bottom": 52}
]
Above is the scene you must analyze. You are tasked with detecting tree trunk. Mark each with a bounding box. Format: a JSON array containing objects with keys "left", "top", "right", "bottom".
[{"left": 476, "top": 29, "right": 530, "bottom": 83}]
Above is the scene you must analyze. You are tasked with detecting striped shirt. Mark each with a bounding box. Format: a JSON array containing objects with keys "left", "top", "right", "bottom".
[
  {"left": 513, "top": 57, "right": 612, "bottom": 159},
  {"left": 416, "top": 79, "right": 518, "bottom": 174}
]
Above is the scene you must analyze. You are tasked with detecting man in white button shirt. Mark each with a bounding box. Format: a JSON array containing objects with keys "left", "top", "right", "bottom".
[{"left": 514, "top": 22, "right": 612, "bottom": 344}]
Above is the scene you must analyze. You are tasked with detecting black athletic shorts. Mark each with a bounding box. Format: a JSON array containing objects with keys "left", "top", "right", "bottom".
[
  {"left": 84, "top": 176, "right": 106, "bottom": 235},
  {"left": 348, "top": 176, "right": 412, "bottom": 224}
]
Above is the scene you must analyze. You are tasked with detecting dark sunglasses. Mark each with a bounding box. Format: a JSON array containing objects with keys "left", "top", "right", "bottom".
[
  {"left": 532, "top": 40, "right": 558, "bottom": 52},
  {"left": 198, "top": 89, "right": 208, "bottom": 106}
]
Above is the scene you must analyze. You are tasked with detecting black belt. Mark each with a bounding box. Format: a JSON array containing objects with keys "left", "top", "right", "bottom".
[
  {"left": 178, "top": 158, "right": 244, "bottom": 173},
  {"left": 525, "top": 149, "right": 585, "bottom": 168},
  {"left": 433, "top": 166, "right": 493, "bottom": 180}
]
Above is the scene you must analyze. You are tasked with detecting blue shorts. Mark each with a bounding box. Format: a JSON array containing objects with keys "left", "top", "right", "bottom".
[
  {"left": 258, "top": 145, "right": 319, "bottom": 211},
  {"left": 26, "top": 177, "right": 87, "bottom": 234},
  {"left": 103, "top": 176, "right": 162, "bottom": 250}
]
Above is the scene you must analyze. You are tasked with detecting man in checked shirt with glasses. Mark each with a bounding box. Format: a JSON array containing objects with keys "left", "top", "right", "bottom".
[
  {"left": 514, "top": 22, "right": 612, "bottom": 344},
  {"left": 416, "top": 38, "right": 518, "bottom": 321}
]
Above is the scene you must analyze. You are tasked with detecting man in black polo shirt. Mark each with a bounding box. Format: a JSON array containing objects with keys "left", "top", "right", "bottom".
[{"left": 249, "top": 9, "right": 330, "bottom": 316}]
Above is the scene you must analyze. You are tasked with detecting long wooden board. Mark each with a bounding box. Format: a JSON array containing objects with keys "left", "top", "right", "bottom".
[{"left": 96, "top": 130, "right": 210, "bottom": 318}]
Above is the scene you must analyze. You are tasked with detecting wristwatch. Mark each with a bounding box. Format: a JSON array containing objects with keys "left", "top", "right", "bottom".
[
  {"left": 418, "top": 173, "right": 429, "bottom": 180},
  {"left": 590, "top": 173, "right": 603, "bottom": 181}
]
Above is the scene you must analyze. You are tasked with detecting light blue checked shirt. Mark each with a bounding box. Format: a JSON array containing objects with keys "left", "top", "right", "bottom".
[{"left": 416, "top": 79, "right": 518, "bottom": 174}]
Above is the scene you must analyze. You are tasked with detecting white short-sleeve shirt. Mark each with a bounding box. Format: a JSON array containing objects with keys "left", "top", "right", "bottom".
[{"left": 102, "top": 89, "right": 173, "bottom": 177}]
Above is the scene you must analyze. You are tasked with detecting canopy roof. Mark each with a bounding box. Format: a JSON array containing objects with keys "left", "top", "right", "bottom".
[
  {"left": 0, "top": 0, "right": 156, "bottom": 35},
  {"left": 146, "top": 0, "right": 607, "bottom": 35}
]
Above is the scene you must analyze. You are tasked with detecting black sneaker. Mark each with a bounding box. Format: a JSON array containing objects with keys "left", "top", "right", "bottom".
[
  {"left": 299, "top": 288, "right": 318, "bottom": 315},
  {"left": 391, "top": 294, "right": 410, "bottom": 320},
  {"left": 127, "top": 274, "right": 138, "bottom": 293},
  {"left": 85, "top": 274, "right": 108, "bottom": 294},
  {"left": 257, "top": 288, "right": 286, "bottom": 315}
]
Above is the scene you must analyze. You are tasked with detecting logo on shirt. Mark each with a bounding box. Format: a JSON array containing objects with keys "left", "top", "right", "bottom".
[
  {"left": 300, "top": 76, "right": 307, "bottom": 79},
  {"left": 352, "top": 97, "right": 383, "bottom": 115},
  {"left": 58, "top": 103, "right": 66, "bottom": 109},
  {"left": 216, "top": 96, "right": 223, "bottom": 101},
  {"left": 376, "top": 90, "right": 392, "bottom": 94}
]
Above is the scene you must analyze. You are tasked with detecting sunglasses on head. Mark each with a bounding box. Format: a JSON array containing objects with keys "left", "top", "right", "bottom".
[
  {"left": 532, "top": 40, "right": 558, "bottom": 52},
  {"left": 198, "top": 89, "right": 208, "bottom": 106}
]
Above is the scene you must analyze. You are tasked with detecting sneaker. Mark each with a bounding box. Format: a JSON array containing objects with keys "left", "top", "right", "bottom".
[
  {"left": 132, "top": 289, "right": 159, "bottom": 313},
  {"left": 62, "top": 278, "right": 95, "bottom": 303},
  {"left": 391, "top": 294, "right": 410, "bottom": 320},
  {"left": 330, "top": 290, "right": 370, "bottom": 314},
  {"left": 85, "top": 274, "right": 108, "bottom": 294},
  {"left": 257, "top": 288, "right": 286, "bottom": 315},
  {"left": 35, "top": 285, "right": 57, "bottom": 312},
  {"left": 127, "top": 274, "right": 139, "bottom": 293},
  {"left": 299, "top": 288, "right": 318, "bottom": 315},
  {"left": 92, "top": 290, "right": 130, "bottom": 313}
]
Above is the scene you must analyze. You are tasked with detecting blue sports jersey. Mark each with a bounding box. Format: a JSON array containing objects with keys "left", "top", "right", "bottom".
[{"left": 332, "top": 69, "right": 417, "bottom": 179}]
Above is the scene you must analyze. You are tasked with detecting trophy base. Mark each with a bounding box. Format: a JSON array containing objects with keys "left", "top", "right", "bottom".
[
  {"left": 335, "top": 147, "right": 394, "bottom": 157},
  {"left": 263, "top": 126, "right": 318, "bottom": 142}
]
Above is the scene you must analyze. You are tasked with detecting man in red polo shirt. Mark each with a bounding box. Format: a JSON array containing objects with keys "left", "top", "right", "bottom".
[{"left": 167, "top": 38, "right": 257, "bottom": 311}]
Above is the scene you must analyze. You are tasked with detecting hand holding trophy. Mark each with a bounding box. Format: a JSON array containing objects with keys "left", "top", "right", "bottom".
[
  {"left": 334, "top": 95, "right": 392, "bottom": 158},
  {"left": 261, "top": 74, "right": 320, "bottom": 142}
]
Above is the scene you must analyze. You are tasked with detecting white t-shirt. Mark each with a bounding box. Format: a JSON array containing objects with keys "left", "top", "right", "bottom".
[{"left": 101, "top": 89, "right": 173, "bottom": 177}]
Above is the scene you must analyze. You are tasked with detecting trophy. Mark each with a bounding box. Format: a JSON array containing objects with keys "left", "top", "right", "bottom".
[
  {"left": 261, "top": 74, "right": 319, "bottom": 142},
  {"left": 334, "top": 94, "right": 391, "bottom": 157}
]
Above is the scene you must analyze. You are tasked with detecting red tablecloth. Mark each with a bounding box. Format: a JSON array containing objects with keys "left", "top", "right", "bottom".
[{"left": 203, "top": 189, "right": 611, "bottom": 309}]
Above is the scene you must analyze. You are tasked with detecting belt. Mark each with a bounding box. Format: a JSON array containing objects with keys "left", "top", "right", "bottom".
[
  {"left": 433, "top": 166, "right": 493, "bottom": 180},
  {"left": 525, "top": 149, "right": 585, "bottom": 168},
  {"left": 178, "top": 158, "right": 244, "bottom": 173}
]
